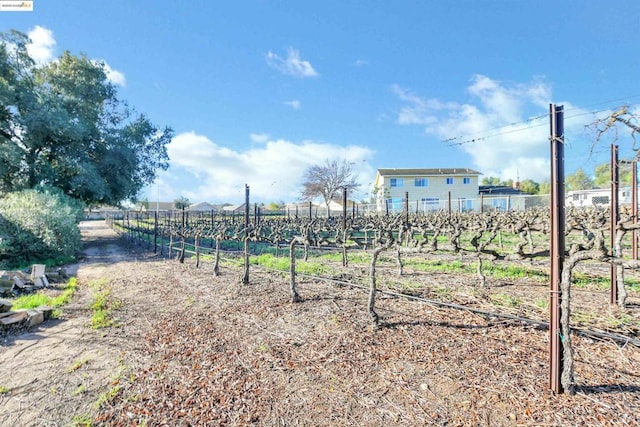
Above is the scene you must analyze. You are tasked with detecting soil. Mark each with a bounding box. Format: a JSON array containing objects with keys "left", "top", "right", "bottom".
[{"left": 0, "top": 220, "right": 639, "bottom": 426}]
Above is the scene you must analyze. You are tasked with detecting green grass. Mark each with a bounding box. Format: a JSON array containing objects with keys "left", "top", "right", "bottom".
[
  {"left": 90, "top": 280, "right": 121, "bottom": 329},
  {"left": 0, "top": 385, "right": 9, "bottom": 395},
  {"left": 95, "top": 384, "right": 122, "bottom": 409},
  {"left": 490, "top": 293, "right": 522, "bottom": 308},
  {"left": 11, "top": 277, "right": 78, "bottom": 317},
  {"left": 70, "top": 415, "right": 92, "bottom": 427},
  {"left": 67, "top": 356, "right": 91, "bottom": 373}
]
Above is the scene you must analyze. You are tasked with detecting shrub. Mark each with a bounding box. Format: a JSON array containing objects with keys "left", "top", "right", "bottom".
[{"left": 0, "top": 187, "right": 84, "bottom": 268}]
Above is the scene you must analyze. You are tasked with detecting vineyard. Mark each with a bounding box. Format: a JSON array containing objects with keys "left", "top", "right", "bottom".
[{"left": 107, "top": 206, "right": 640, "bottom": 394}]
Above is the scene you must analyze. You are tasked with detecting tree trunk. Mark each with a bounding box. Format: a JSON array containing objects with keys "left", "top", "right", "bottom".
[
  {"left": 368, "top": 247, "right": 385, "bottom": 329},
  {"left": 242, "top": 237, "right": 250, "bottom": 284},
  {"left": 289, "top": 239, "right": 301, "bottom": 303},
  {"left": 213, "top": 237, "right": 220, "bottom": 277}
]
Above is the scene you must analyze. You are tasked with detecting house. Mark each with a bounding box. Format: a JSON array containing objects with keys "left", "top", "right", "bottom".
[
  {"left": 188, "top": 201, "right": 217, "bottom": 212},
  {"left": 565, "top": 187, "right": 633, "bottom": 208},
  {"left": 374, "top": 168, "right": 481, "bottom": 213},
  {"left": 479, "top": 183, "right": 530, "bottom": 211}
]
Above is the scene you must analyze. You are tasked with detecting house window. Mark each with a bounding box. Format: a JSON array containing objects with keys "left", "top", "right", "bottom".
[
  {"left": 446, "top": 177, "right": 454, "bottom": 185},
  {"left": 463, "top": 177, "right": 471, "bottom": 184},
  {"left": 386, "top": 198, "right": 403, "bottom": 212},
  {"left": 390, "top": 178, "right": 404, "bottom": 188},
  {"left": 414, "top": 178, "right": 428, "bottom": 187}
]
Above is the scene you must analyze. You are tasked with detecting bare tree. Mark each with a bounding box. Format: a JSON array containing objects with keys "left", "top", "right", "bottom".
[
  {"left": 300, "top": 159, "right": 360, "bottom": 213},
  {"left": 590, "top": 105, "right": 640, "bottom": 154}
]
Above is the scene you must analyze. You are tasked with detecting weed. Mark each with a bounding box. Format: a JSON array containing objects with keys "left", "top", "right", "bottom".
[
  {"left": 534, "top": 299, "right": 549, "bottom": 310},
  {"left": 431, "top": 285, "right": 452, "bottom": 299},
  {"left": 71, "top": 415, "right": 92, "bottom": 426},
  {"left": 67, "top": 356, "right": 91, "bottom": 373},
  {"left": 90, "top": 280, "right": 121, "bottom": 329},
  {"left": 0, "top": 385, "right": 9, "bottom": 394},
  {"left": 72, "top": 384, "right": 87, "bottom": 396},
  {"left": 490, "top": 293, "right": 522, "bottom": 308},
  {"left": 95, "top": 385, "right": 121, "bottom": 409},
  {"left": 11, "top": 277, "right": 78, "bottom": 312}
]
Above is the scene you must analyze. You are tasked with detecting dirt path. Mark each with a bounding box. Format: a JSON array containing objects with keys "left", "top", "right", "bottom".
[{"left": 0, "top": 221, "right": 142, "bottom": 426}]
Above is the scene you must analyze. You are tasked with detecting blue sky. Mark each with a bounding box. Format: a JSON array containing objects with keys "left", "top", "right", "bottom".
[{"left": 4, "top": 1, "right": 640, "bottom": 204}]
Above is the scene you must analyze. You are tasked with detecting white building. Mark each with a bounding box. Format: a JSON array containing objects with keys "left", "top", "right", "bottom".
[{"left": 374, "top": 168, "right": 481, "bottom": 213}]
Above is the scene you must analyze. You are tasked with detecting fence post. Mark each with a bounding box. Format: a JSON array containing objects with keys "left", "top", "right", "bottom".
[
  {"left": 633, "top": 161, "right": 638, "bottom": 260},
  {"left": 242, "top": 184, "right": 250, "bottom": 285},
  {"left": 549, "top": 103, "right": 566, "bottom": 394},
  {"left": 154, "top": 211, "right": 158, "bottom": 253},
  {"left": 610, "top": 144, "right": 619, "bottom": 304}
]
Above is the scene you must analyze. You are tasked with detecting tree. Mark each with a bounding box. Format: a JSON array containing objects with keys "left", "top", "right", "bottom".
[
  {"left": 0, "top": 30, "right": 173, "bottom": 206},
  {"left": 481, "top": 176, "right": 502, "bottom": 186},
  {"left": 566, "top": 168, "right": 593, "bottom": 191},
  {"left": 174, "top": 196, "right": 190, "bottom": 210},
  {"left": 519, "top": 179, "right": 540, "bottom": 194},
  {"left": 593, "top": 162, "right": 632, "bottom": 188},
  {"left": 300, "top": 159, "right": 360, "bottom": 213},
  {"left": 538, "top": 180, "right": 551, "bottom": 195}
]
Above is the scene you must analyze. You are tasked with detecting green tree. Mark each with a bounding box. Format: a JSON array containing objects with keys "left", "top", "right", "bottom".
[
  {"left": 174, "top": 196, "right": 190, "bottom": 210},
  {"left": 481, "top": 176, "right": 502, "bottom": 186},
  {"left": 538, "top": 180, "right": 551, "bottom": 195},
  {"left": 0, "top": 186, "right": 83, "bottom": 267},
  {"left": 300, "top": 159, "right": 360, "bottom": 213},
  {"left": 519, "top": 179, "right": 540, "bottom": 194},
  {"left": 566, "top": 168, "right": 593, "bottom": 191},
  {"left": 593, "top": 162, "right": 632, "bottom": 188},
  {"left": 0, "top": 30, "right": 173, "bottom": 206}
]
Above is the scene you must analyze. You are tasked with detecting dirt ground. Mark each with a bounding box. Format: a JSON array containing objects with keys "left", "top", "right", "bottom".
[{"left": 1, "top": 221, "right": 640, "bottom": 426}]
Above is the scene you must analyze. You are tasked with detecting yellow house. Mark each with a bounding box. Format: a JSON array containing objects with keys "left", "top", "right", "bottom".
[{"left": 374, "top": 168, "right": 481, "bottom": 212}]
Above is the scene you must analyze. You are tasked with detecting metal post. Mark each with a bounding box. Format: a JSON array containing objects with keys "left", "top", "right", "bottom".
[
  {"left": 154, "top": 211, "right": 158, "bottom": 254},
  {"left": 405, "top": 191, "right": 409, "bottom": 221},
  {"left": 342, "top": 187, "right": 347, "bottom": 230},
  {"left": 610, "top": 145, "right": 619, "bottom": 304},
  {"left": 549, "top": 104, "right": 565, "bottom": 394},
  {"left": 447, "top": 191, "right": 452, "bottom": 218},
  {"left": 243, "top": 184, "right": 250, "bottom": 285},
  {"left": 633, "top": 161, "right": 638, "bottom": 260},
  {"left": 480, "top": 193, "right": 484, "bottom": 213}
]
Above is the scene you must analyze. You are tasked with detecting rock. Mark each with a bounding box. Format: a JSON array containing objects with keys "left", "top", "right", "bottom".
[
  {"left": 26, "top": 309, "right": 44, "bottom": 328},
  {"left": 0, "top": 299, "right": 11, "bottom": 313},
  {"left": 0, "top": 311, "right": 27, "bottom": 326}
]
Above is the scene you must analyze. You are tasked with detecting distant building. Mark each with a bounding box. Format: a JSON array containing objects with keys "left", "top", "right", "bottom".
[
  {"left": 565, "top": 187, "right": 632, "bottom": 208},
  {"left": 188, "top": 202, "right": 217, "bottom": 212},
  {"left": 374, "top": 168, "right": 481, "bottom": 212}
]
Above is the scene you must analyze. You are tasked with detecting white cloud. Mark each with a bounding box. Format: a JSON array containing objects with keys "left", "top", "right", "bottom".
[
  {"left": 354, "top": 59, "right": 368, "bottom": 67},
  {"left": 92, "top": 60, "right": 126, "bottom": 86},
  {"left": 250, "top": 133, "right": 270, "bottom": 143},
  {"left": 26, "top": 26, "right": 56, "bottom": 64},
  {"left": 284, "top": 100, "right": 301, "bottom": 110},
  {"left": 102, "top": 62, "right": 126, "bottom": 86},
  {"left": 161, "top": 132, "right": 374, "bottom": 203},
  {"left": 392, "top": 75, "right": 586, "bottom": 182},
  {"left": 266, "top": 48, "right": 319, "bottom": 78}
]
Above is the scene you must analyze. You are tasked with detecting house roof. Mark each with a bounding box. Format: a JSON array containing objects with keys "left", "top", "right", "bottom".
[
  {"left": 377, "top": 168, "right": 481, "bottom": 177},
  {"left": 479, "top": 185, "right": 528, "bottom": 195},
  {"left": 188, "top": 202, "right": 217, "bottom": 211}
]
